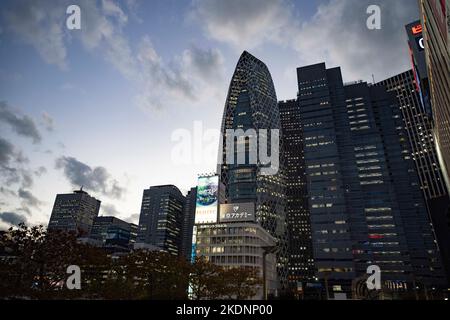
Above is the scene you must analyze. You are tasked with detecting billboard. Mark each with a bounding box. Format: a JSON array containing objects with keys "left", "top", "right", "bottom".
[
  {"left": 195, "top": 175, "right": 219, "bottom": 224},
  {"left": 219, "top": 203, "right": 255, "bottom": 223}
]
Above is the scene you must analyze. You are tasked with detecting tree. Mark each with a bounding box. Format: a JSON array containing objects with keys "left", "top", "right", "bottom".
[
  {"left": 0, "top": 224, "right": 109, "bottom": 299},
  {"left": 221, "top": 267, "right": 262, "bottom": 300},
  {"left": 189, "top": 256, "right": 222, "bottom": 300}
]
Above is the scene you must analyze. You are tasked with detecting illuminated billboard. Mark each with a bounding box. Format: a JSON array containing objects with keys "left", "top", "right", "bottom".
[
  {"left": 219, "top": 203, "right": 255, "bottom": 223},
  {"left": 194, "top": 175, "right": 219, "bottom": 224}
]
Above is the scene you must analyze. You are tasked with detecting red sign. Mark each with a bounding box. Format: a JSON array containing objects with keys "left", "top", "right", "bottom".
[{"left": 412, "top": 24, "right": 423, "bottom": 35}]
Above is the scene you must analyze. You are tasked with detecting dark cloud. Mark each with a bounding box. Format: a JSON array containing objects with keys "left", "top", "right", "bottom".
[
  {"left": 20, "top": 170, "right": 33, "bottom": 188},
  {"left": 18, "top": 188, "right": 42, "bottom": 208},
  {"left": 191, "top": 0, "right": 420, "bottom": 82},
  {"left": 0, "top": 137, "right": 15, "bottom": 165},
  {"left": 0, "top": 211, "right": 28, "bottom": 226},
  {"left": 0, "top": 101, "right": 42, "bottom": 143},
  {"left": 292, "top": 0, "right": 421, "bottom": 82},
  {"left": 55, "top": 156, "right": 125, "bottom": 199},
  {"left": 0, "top": 137, "right": 33, "bottom": 188},
  {"left": 182, "top": 46, "right": 224, "bottom": 80}
]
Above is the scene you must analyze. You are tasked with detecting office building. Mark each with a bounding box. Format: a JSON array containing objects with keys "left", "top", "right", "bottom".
[
  {"left": 181, "top": 187, "right": 197, "bottom": 261},
  {"left": 297, "top": 62, "right": 445, "bottom": 296},
  {"left": 217, "top": 51, "right": 288, "bottom": 289},
  {"left": 48, "top": 188, "right": 100, "bottom": 236},
  {"left": 136, "top": 185, "right": 185, "bottom": 256},
  {"left": 279, "top": 99, "right": 315, "bottom": 290},
  {"left": 377, "top": 70, "right": 450, "bottom": 281},
  {"left": 89, "top": 216, "right": 138, "bottom": 252},
  {"left": 419, "top": 0, "right": 450, "bottom": 186}
]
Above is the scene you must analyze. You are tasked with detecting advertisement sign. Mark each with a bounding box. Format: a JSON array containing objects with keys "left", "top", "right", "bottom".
[
  {"left": 195, "top": 175, "right": 219, "bottom": 224},
  {"left": 219, "top": 203, "right": 255, "bottom": 223}
]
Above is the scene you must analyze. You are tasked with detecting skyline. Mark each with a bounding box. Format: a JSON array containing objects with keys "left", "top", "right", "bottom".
[{"left": 0, "top": 0, "right": 422, "bottom": 229}]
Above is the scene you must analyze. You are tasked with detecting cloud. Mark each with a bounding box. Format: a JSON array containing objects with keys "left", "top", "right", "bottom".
[
  {"left": 182, "top": 46, "right": 224, "bottom": 80},
  {"left": 127, "top": 213, "right": 140, "bottom": 224},
  {"left": 291, "top": 0, "right": 420, "bottom": 82},
  {"left": 34, "top": 166, "right": 47, "bottom": 177},
  {"left": 0, "top": 187, "right": 16, "bottom": 198},
  {"left": 101, "top": 203, "right": 121, "bottom": 216},
  {"left": 188, "top": 0, "right": 293, "bottom": 50},
  {"left": 2, "top": 1, "right": 225, "bottom": 112},
  {"left": 0, "top": 137, "right": 15, "bottom": 165},
  {"left": 0, "top": 137, "right": 34, "bottom": 189},
  {"left": 2, "top": 0, "right": 67, "bottom": 69},
  {"left": 0, "top": 101, "right": 42, "bottom": 144},
  {"left": 55, "top": 156, "right": 125, "bottom": 199},
  {"left": 18, "top": 188, "right": 42, "bottom": 209},
  {"left": 190, "top": 0, "right": 420, "bottom": 82},
  {"left": 41, "top": 112, "right": 54, "bottom": 132},
  {"left": 0, "top": 211, "right": 28, "bottom": 226},
  {"left": 135, "top": 39, "right": 225, "bottom": 111}
]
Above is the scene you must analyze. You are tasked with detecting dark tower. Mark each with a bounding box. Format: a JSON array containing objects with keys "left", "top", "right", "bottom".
[{"left": 217, "top": 51, "right": 288, "bottom": 288}]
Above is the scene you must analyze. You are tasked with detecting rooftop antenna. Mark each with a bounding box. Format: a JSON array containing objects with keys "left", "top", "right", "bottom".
[{"left": 372, "top": 74, "right": 376, "bottom": 84}]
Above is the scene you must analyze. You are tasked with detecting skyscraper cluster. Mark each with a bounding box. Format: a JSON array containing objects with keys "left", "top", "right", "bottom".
[{"left": 46, "top": 2, "right": 450, "bottom": 300}]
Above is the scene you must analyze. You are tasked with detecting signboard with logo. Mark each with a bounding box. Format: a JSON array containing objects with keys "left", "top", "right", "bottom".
[
  {"left": 195, "top": 175, "right": 219, "bottom": 224},
  {"left": 219, "top": 203, "right": 255, "bottom": 223}
]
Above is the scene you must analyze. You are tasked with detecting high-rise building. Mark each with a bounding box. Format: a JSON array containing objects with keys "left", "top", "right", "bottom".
[
  {"left": 180, "top": 187, "right": 197, "bottom": 261},
  {"left": 136, "top": 185, "right": 185, "bottom": 256},
  {"left": 89, "top": 216, "right": 138, "bottom": 251},
  {"left": 217, "top": 51, "right": 288, "bottom": 289},
  {"left": 297, "top": 62, "right": 445, "bottom": 296},
  {"left": 377, "top": 70, "right": 450, "bottom": 281},
  {"left": 48, "top": 188, "right": 100, "bottom": 235},
  {"left": 419, "top": 0, "right": 450, "bottom": 187},
  {"left": 279, "top": 99, "right": 315, "bottom": 290},
  {"left": 405, "top": 20, "right": 432, "bottom": 116}
]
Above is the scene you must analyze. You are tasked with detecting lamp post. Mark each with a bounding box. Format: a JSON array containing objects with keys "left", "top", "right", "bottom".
[{"left": 262, "top": 245, "right": 277, "bottom": 300}]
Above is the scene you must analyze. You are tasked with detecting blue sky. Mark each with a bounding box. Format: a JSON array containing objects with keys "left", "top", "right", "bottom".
[{"left": 0, "top": 0, "right": 420, "bottom": 227}]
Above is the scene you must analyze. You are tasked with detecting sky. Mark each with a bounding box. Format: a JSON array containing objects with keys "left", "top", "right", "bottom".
[{"left": 0, "top": 0, "right": 421, "bottom": 228}]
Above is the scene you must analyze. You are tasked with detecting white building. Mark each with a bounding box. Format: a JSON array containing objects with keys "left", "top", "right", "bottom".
[{"left": 194, "top": 222, "right": 277, "bottom": 299}]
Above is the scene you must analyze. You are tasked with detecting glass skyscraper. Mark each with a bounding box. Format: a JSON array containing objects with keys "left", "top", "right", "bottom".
[
  {"left": 297, "top": 62, "right": 445, "bottom": 296},
  {"left": 136, "top": 185, "right": 185, "bottom": 256},
  {"left": 217, "top": 51, "right": 288, "bottom": 289},
  {"left": 377, "top": 70, "right": 450, "bottom": 282},
  {"left": 279, "top": 99, "right": 315, "bottom": 290},
  {"left": 419, "top": 0, "right": 450, "bottom": 187},
  {"left": 48, "top": 188, "right": 101, "bottom": 236}
]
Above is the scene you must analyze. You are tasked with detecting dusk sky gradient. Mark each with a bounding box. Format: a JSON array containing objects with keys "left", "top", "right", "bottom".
[{"left": 0, "top": 0, "right": 420, "bottom": 228}]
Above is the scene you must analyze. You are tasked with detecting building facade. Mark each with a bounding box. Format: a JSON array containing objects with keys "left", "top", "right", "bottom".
[
  {"left": 48, "top": 188, "right": 100, "bottom": 236},
  {"left": 297, "top": 63, "right": 446, "bottom": 296},
  {"left": 89, "top": 216, "right": 138, "bottom": 252},
  {"left": 217, "top": 51, "right": 288, "bottom": 289},
  {"left": 377, "top": 70, "right": 450, "bottom": 282},
  {"left": 181, "top": 187, "right": 197, "bottom": 261},
  {"left": 420, "top": 0, "right": 450, "bottom": 187},
  {"left": 136, "top": 185, "right": 185, "bottom": 256},
  {"left": 279, "top": 99, "right": 315, "bottom": 290},
  {"left": 194, "top": 222, "right": 277, "bottom": 299}
]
